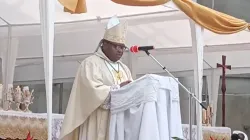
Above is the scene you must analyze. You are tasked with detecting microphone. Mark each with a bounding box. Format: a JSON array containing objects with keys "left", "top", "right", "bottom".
[{"left": 130, "top": 45, "right": 154, "bottom": 53}]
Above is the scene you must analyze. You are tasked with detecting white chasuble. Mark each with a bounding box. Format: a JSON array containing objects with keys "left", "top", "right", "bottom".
[
  {"left": 104, "top": 61, "right": 128, "bottom": 85},
  {"left": 60, "top": 50, "right": 132, "bottom": 140},
  {"left": 109, "top": 74, "right": 183, "bottom": 140}
]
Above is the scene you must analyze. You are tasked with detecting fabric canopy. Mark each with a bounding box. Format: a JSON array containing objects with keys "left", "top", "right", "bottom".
[
  {"left": 56, "top": 1, "right": 249, "bottom": 140},
  {"left": 173, "top": 0, "right": 250, "bottom": 34},
  {"left": 59, "top": 0, "right": 250, "bottom": 34}
]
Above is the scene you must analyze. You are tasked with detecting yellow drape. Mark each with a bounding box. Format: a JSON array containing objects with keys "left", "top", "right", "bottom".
[
  {"left": 172, "top": 0, "right": 250, "bottom": 34},
  {"left": 58, "top": 0, "right": 87, "bottom": 14},
  {"left": 111, "top": 0, "right": 169, "bottom": 6},
  {"left": 58, "top": 0, "right": 249, "bottom": 34}
]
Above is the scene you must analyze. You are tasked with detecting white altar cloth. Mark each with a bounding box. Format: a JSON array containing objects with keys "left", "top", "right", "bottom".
[
  {"left": 0, "top": 110, "right": 64, "bottom": 140},
  {"left": 182, "top": 124, "right": 231, "bottom": 140},
  {"left": 25, "top": 116, "right": 230, "bottom": 140},
  {"left": 0, "top": 111, "right": 231, "bottom": 140},
  {"left": 109, "top": 74, "right": 183, "bottom": 140}
]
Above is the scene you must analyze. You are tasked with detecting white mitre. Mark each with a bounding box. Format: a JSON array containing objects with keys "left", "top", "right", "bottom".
[{"left": 103, "top": 16, "right": 128, "bottom": 44}]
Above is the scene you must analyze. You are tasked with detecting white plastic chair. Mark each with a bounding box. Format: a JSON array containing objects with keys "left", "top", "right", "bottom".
[{"left": 233, "top": 130, "right": 248, "bottom": 140}]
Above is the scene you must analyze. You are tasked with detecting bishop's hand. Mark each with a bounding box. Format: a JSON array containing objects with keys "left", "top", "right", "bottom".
[{"left": 120, "top": 80, "right": 132, "bottom": 87}]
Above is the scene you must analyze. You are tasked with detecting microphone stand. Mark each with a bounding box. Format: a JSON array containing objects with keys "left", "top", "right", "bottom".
[{"left": 143, "top": 50, "right": 207, "bottom": 110}]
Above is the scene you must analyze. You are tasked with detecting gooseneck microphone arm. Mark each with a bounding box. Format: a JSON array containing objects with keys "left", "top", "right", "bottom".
[{"left": 143, "top": 50, "right": 207, "bottom": 110}]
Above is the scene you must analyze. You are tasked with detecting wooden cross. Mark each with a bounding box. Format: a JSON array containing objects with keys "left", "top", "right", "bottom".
[{"left": 217, "top": 55, "right": 231, "bottom": 127}]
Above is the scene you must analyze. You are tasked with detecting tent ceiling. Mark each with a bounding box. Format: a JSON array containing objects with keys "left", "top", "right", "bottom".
[
  {"left": 6, "top": 19, "right": 249, "bottom": 59},
  {"left": 0, "top": 10, "right": 186, "bottom": 37}
]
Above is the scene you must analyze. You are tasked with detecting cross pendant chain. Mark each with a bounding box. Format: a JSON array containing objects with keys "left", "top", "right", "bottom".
[{"left": 106, "top": 61, "right": 122, "bottom": 83}]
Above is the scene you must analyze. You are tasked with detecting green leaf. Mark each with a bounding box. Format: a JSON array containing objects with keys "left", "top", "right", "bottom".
[{"left": 172, "top": 137, "right": 184, "bottom": 140}]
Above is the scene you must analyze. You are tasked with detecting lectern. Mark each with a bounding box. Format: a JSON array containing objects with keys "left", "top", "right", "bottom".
[{"left": 109, "top": 74, "right": 183, "bottom": 140}]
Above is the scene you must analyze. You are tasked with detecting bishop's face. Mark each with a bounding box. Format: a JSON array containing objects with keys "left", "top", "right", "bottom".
[{"left": 102, "top": 39, "right": 127, "bottom": 62}]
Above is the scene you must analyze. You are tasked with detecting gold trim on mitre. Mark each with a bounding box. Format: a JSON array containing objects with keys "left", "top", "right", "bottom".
[{"left": 103, "top": 20, "right": 128, "bottom": 44}]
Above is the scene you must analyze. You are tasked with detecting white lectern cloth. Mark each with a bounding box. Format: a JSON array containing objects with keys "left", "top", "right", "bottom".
[{"left": 109, "top": 74, "right": 183, "bottom": 140}]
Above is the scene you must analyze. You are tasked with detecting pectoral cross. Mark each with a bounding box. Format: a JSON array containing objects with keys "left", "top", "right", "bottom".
[
  {"left": 217, "top": 55, "right": 231, "bottom": 127},
  {"left": 114, "top": 71, "right": 123, "bottom": 82}
]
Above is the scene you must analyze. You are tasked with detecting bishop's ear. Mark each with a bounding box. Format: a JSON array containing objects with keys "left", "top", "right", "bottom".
[{"left": 101, "top": 42, "right": 108, "bottom": 50}]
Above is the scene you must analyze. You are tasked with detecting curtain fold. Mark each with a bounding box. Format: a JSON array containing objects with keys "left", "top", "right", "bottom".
[
  {"left": 58, "top": 0, "right": 250, "bottom": 34},
  {"left": 111, "top": 0, "right": 169, "bottom": 6},
  {"left": 172, "top": 0, "right": 249, "bottom": 34},
  {"left": 58, "top": 0, "right": 87, "bottom": 14}
]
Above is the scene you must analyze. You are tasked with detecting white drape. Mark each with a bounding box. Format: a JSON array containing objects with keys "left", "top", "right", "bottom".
[
  {"left": 206, "top": 71, "right": 220, "bottom": 126},
  {"left": 109, "top": 74, "right": 183, "bottom": 140},
  {"left": 1, "top": 37, "right": 19, "bottom": 109},
  {"left": 39, "top": 0, "right": 55, "bottom": 139}
]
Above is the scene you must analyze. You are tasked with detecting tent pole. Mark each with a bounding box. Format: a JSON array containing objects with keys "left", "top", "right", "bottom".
[
  {"left": 190, "top": 20, "right": 204, "bottom": 140},
  {"left": 39, "top": 0, "right": 55, "bottom": 139},
  {"left": 2, "top": 26, "right": 12, "bottom": 110},
  {"left": 188, "top": 88, "right": 193, "bottom": 140},
  {"left": 0, "top": 16, "right": 10, "bottom": 25},
  {"left": 59, "top": 83, "right": 63, "bottom": 114},
  {"left": 0, "top": 16, "right": 10, "bottom": 110}
]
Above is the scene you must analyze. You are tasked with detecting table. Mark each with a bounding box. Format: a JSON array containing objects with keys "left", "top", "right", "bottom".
[
  {"left": 0, "top": 111, "right": 64, "bottom": 140},
  {"left": 182, "top": 124, "right": 231, "bottom": 140},
  {"left": 0, "top": 111, "right": 231, "bottom": 140}
]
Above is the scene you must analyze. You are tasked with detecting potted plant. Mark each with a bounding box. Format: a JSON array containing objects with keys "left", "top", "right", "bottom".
[{"left": 172, "top": 137, "right": 184, "bottom": 140}]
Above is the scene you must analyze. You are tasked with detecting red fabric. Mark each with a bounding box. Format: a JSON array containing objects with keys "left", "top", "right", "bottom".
[
  {"left": 26, "top": 132, "right": 33, "bottom": 140},
  {"left": 210, "top": 136, "right": 225, "bottom": 140}
]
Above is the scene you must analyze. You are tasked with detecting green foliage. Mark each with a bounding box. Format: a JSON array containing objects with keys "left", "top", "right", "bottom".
[{"left": 172, "top": 137, "right": 184, "bottom": 140}]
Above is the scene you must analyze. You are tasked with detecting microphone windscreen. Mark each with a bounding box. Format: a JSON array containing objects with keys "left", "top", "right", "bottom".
[
  {"left": 130, "top": 46, "right": 139, "bottom": 53},
  {"left": 130, "top": 46, "right": 134, "bottom": 52}
]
